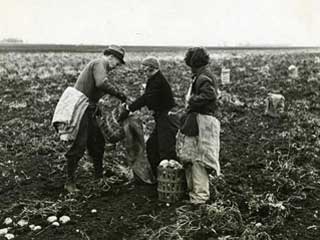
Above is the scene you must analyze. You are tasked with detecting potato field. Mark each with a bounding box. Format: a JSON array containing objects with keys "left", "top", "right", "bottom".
[{"left": 0, "top": 48, "right": 320, "bottom": 240}]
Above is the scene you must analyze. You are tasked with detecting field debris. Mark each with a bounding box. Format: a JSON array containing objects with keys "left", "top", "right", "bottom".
[
  {"left": 288, "top": 64, "right": 299, "bottom": 79},
  {"left": 264, "top": 93, "right": 285, "bottom": 117}
]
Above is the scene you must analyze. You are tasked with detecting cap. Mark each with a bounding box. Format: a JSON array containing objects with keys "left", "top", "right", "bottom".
[{"left": 142, "top": 56, "right": 160, "bottom": 69}]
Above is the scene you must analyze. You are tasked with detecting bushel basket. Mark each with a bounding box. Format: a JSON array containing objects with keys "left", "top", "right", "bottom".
[{"left": 157, "top": 166, "right": 187, "bottom": 203}]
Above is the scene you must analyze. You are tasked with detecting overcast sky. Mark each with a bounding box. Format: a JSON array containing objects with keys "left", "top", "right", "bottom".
[{"left": 0, "top": 0, "right": 319, "bottom": 46}]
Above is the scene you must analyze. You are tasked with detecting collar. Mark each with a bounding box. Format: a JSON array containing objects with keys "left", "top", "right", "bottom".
[
  {"left": 149, "top": 69, "right": 160, "bottom": 80},
  {"left": 192, "top": 65, "right": 209, "bottom": 78}
]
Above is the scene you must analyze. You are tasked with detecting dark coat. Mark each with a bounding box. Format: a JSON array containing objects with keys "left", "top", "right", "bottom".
[
  {"left": 129, "top": 71, "right": 175, "bottom": 112},
  {"left": 187, "top": 65, "right": 218, "bottom": 116}
]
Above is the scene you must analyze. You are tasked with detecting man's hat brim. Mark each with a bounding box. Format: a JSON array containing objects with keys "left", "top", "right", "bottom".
[{"left": 103, "top": 49, "right": 125, "bottom": 64}]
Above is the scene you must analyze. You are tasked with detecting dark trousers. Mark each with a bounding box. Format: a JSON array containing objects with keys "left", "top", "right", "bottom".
[
  {"left": 65, "top": 106, "right": 105, "bottom": 182},
  {"left": 146, "top": 111, "right": 178, "bottom": 177}
]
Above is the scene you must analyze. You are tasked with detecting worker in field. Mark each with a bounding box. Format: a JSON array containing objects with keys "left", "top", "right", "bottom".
[
  {"left": 177, "top": 47, "right": 221, "bottom": 205},
  {"left": 52, "top": 45, "right": 127, "bottom": 193},
  {"left": 118, "top": 56, "right": 178, "bottom": 178}
]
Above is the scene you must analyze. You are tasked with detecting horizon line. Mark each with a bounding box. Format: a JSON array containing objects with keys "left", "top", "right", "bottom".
[{"left": 1, "top": 42, "right": 320, "bottom": 48}]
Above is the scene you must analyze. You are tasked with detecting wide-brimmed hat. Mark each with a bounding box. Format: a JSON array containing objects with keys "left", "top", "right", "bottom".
[{"left": 103, "top": 45, "right": 125, "bottom": 64}]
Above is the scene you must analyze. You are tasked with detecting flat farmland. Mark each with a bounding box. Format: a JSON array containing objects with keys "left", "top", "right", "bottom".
[{"left": 0, "top": 47, "right": 320, "bottom": 240}]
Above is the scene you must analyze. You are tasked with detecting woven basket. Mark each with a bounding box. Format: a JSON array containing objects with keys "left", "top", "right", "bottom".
[
  {"left": 157, "top": 166, "right": 187, "bottom": 203},
  {"left": 97, "top": 105, "right": 125, "bottom": 143}
]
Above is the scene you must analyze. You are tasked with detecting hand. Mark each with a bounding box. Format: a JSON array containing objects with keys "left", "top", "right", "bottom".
[
  {"left": 93, "top": 107, "right": 102, "bottom": 117},
  {"left": 117, "top": 107, "right": 130, "bottom": 122},
  {"left": 117, "top": 92, "right": 127, "bottom": 103}
]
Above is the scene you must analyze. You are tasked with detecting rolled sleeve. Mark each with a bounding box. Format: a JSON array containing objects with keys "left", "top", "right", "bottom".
[{"left": 93, "top": 61, "right": 123, "bottom": 99}]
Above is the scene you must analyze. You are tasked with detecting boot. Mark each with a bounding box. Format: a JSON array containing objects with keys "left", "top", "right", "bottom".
[
  {"left": 65, "top": 157, "right": 80, "bottom": 193},
  {"left": 92, "top": 156, "right": 103, "bottom": 179}
]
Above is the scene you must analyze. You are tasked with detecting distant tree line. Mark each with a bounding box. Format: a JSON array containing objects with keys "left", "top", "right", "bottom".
[{"left": 0, "top": 38, "right": 24, "bottom": 43}]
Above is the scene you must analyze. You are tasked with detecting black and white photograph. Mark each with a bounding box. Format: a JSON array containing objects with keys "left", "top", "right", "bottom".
[{"left": 0, "top": 0, "right": 320, "bottom": 239}]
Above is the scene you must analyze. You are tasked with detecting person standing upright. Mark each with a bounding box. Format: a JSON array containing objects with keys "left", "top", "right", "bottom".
[
  {"left": 178, "top": 47, "right": 221, "bottom": 205},
  {"left": 119, "top": 56, "right": 178, "bottom": 177}
]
